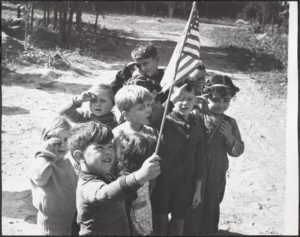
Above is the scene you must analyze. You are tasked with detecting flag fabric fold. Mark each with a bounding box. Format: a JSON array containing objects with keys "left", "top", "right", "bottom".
[{"left": 160, "top": 2, "right": 201, "bottom": 92}]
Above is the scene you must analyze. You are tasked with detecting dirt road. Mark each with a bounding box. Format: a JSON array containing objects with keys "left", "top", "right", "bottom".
[{"left": 1, "top": 14, "right": 286, "bottom": 235}]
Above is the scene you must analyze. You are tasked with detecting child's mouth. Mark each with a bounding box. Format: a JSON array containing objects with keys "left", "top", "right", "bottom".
[{"left": 103, "top": 157, "right": 112, "bottom": 163}]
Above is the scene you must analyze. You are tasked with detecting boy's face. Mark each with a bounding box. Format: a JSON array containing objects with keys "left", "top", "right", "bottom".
[
  {"left": 173, "top": 89, "right": 195, "bottom": 118},
  {"left": 207, "top": 88, "right": 232, "bottom": 115},
  {"left": 83, "top": 141, "right": 115, "bottom": 176},
  {"left": 135, "top": 56, "right": 159, "bottom": 77},
  {"left": 125, "top": 100, "right": 153, "bottom": 126},
  {"left": 89, "top": 89, "right": 114, "bottom": 117},
  {"left": 53, "top": 128, "right": 69, "bottom": 160}
]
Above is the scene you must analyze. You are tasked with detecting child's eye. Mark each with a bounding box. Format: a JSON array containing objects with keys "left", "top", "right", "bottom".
[{"left": 91, "top": 98, "right": 97, "bottom": 103}]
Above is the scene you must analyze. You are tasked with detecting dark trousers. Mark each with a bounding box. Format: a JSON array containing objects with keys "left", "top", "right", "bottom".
[{"left": 184, "top": 162, "right": 227, "bottom": 235}]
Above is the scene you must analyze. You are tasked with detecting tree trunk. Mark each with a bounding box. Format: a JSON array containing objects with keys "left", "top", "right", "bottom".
[
  {"left": 75, "top": 2, "right": 82, "bottom": 35},
  {"left": 204, "top": 2, "right": 209, "bottom": 18},
  {"left": 54, "top": 5, "right": 58, "bottom": 29},
  {"left": 59, "top": 2, "right": 68, "bottom": 46},
  {"left": 30, "top": 1, "right": 34, "bottom": 29},
  {"left": 261, "top": 7, "right": 265, "bottom": 32},
  {"left": 67, "top": 2, "right": 74, "bottom": 36},
  {"left": 133, "top": 1, "right": 137, "bottom": 15},
  {"left": 95, "top": 4, "right": 99, "bottom": 33},
  {"left": 168, "top": 1, "right": 175, "bottom": 18},
  {"left": 46, "top": 2, "right": 50, "bottom": 26},
  {"left": 43, "top": 3, "right": 46, "bottom": 26},
  {"left": 25, "top": 2, "right": 32, "bottom": 50},
  {"left": 140, "top": 2, "right": 146, "bottom": 15}
]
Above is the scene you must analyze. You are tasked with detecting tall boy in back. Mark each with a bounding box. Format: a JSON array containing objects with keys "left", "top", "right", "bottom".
[
  {"left": 111, "top": 43, "right": 167, "bottom": 103},
  {"left": 151, "top": 81, "right": 207, "bottom": 236},
  {"left": 68, "top": 121, "right": 161, "bottom": 236}
]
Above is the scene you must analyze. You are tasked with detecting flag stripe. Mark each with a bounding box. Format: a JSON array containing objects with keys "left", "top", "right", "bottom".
[
  {"left": 177, "top": 56, "right": 194, "bottom": 73},
  {"left": 186, "top": 38, "right": 200, "bottom": 48},
  {"left": 183, "top": 47, "right": 199, "bottom": 56},
  {"left": 177, "top": 55, "right": 192, "bottom": 70},
  {"left": 188, "top": 34, "right": 200, "bottom": 42},
  {"left": 190, "top": 29, "right": 200, "bottom": 37},
  {"left": 183, "top": 43, "right": 200, "bottom": 53},
  {"left": 177, "top": 56, "right": 198, "bottom": 76},
  {"left": 175, "top": 60, "right": 200, "bottom": 81}
]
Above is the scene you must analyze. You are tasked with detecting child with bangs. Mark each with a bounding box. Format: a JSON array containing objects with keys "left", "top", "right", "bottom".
[
  {"left": 29, "top": 116, "right": 77, "bottom": 235},
  {"left": 184, "top": 74, "right": 245, "bottom": 235},
  {"left": 115, "top": 131, "right": 157, "bottom": 235},
  {"left": 68, "top": 121, "right": 161, "bottom": 236}
]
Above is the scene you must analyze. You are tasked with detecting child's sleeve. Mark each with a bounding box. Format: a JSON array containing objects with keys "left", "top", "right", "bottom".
[
  {"left": 226, "top": 118, "right": 244, "bottom": 157},
  {"left": 58, "top": 98, "right": 86, "bottom": 123},
  {"left": 82, "top": 173, "right": 142, "bottom": 205},
  {"left": 29, "top": 150, "right": 57, "bottom": 186}
]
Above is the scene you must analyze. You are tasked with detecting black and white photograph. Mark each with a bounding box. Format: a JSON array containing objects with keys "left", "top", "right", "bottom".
[{"left": 1, "top": 1, "right": 298, "bottom": 235}]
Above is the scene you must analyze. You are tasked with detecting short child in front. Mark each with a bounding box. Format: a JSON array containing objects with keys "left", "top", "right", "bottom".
[
  {"left": 115, "top": 132, "right": 157, "bottom": 235},
  {"left": 69, "top": 121, "right": 161, "bottom": 236},
  {"left": 151, "top": 82, "right": 207, "bottom": 236}
]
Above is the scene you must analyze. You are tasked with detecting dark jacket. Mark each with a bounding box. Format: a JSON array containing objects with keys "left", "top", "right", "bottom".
[
  {"left": 111, "top": 64, "right": 167, "bottom": 103},
  {"left": 158, "top": 111, "right": 207, "bottom": 182},
  {"left": 76, "top": 171, "right": 141, "bottom": 236}
]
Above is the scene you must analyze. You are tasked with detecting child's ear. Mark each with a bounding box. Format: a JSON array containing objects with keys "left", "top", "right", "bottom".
[
  {"left": 73, "top": 150, "right": 84, "bottom": 164},
  {"left": 155, "top": 55, "right": 159, "bottom": 64},
  {"left": 121, "top": 111, "right": 129, "bottom": 121}
]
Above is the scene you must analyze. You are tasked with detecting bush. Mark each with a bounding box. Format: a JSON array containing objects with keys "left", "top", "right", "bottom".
[{"left": 211, "top": 24, "right": 288, "bottom": 70}]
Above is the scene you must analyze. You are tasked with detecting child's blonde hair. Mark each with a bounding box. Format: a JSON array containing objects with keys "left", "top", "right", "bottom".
[
  {"left": 41, "top": 116, "right": 71, "bottom": 141},
  {"left": 89, "top": 83, "right": 114, "bottom": 104},
  {"left": 114, "top": 85, "right": 153, "bottom": 112}
]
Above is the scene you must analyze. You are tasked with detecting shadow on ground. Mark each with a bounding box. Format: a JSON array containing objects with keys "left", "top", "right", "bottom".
[
  {"left": 218, "top": 229, "right": 244, "bottom": 235},
  {"left": 2, "top": 190, "right": 37, "bottom": 224},
  {"left": 2, "top": 106, "right": 30, "bottom": 116},
  {"left": 1, "top": 70, "right": 91, "bottom": 95}
]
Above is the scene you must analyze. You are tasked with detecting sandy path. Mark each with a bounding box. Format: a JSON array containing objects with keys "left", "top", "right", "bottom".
[{"left": 1, "top": 15, "right": 286, "bottom": 235}]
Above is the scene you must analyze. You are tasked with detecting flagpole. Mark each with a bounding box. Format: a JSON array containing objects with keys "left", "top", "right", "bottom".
[{"left": 155, "top": 1, "right": 197, "bottom": 154}]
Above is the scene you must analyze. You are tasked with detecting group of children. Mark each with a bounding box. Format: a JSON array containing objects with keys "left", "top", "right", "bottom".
[{"left": 28, "top": 43, "right": 244, "bottom": 236}]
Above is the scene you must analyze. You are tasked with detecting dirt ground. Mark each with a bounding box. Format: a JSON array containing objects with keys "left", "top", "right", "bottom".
[{"left": 1, "top": 12, "right": 287, "bottom": 235}]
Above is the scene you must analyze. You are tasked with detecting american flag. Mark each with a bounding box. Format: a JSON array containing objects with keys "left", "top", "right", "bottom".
[{"left": 160, "top": 1, "right": 201, "bottom": 91}]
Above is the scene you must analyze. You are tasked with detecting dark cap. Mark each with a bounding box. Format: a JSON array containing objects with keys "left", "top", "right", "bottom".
[
  {"left": 125, "top": 74, "right": 161, "bottom": 93},
  {"left": 203, "top": 74, "right": 239, "bottom": 96}
]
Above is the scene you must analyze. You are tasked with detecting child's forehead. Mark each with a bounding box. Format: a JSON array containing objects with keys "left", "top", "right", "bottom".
[
  {"left": 211, "top": 87, "right": 231, "bottom": 96},
  {"left": 93, "top": 88, "right": 110, "bottom": 96},
  {"left": 88, "top": 140, "right": 113, "bottom": 147}
]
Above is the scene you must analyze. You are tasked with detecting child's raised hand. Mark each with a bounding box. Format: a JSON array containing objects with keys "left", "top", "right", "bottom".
[
  {"left": 219, "top": 120, "right": 234, "bottom": 143},
  {"left": 134, "top": 154, "right": 161, "bottom": 185},
  {"left": 78, "top": 91, "right": 96, "bottom": 103},
  {"left": 41, "top": 137, "right": 61, "bottom": 160},
  {"left": 170, "top": 83, "right": 187, "bottom": 104}
]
